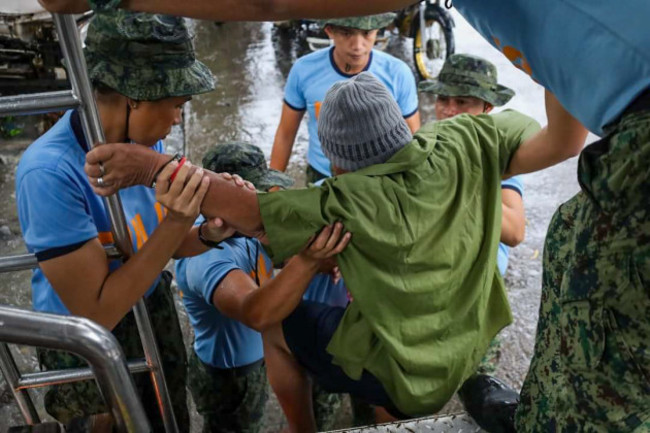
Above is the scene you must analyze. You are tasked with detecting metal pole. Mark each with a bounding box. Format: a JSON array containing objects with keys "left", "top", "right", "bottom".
[
  {"left": 0, "top": 343, "right": 40, "bottom": 425},
  {"left": 0, "top": 91, "right": 79, "bottom": 117},
  {"left": 52, "top": 14, "right": 179, "bottom": 433},
  {"left": 16, "top": 359, "right": 149, "bottom": 390},
  {"left": 0, "top": 305, "right": 151, "bottom": 433}
]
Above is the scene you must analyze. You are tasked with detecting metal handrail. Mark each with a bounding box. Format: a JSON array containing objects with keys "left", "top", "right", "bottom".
[
  {"left": 0, "top": 90, "right": 79, "bottom": 116},
  {"left": 0, "top": 305, "right": 151, "bottom": 432}
]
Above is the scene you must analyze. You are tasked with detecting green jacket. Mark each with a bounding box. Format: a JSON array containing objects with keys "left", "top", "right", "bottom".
[{"left": 258, "top": 110, "right": 540, "bottom": 415}]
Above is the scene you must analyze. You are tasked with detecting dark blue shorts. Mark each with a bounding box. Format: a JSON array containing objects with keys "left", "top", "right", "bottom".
[{"left": 282, "top": 301, "right": 406, "bottom": 419}]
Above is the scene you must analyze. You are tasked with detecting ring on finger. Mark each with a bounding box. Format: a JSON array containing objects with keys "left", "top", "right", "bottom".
[{"left": 97, "top": 176, "right": 105, "bottom": 187}]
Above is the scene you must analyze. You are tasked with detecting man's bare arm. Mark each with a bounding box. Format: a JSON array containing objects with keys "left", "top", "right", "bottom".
[
  {"left": 505, "top": 90, "right": 588, "bottom": 178},
  {"left": 85, "top": 143, "right": 265, "bottom": 239},
  {"left": 40, "top": 0, "right": 414, "bottom": 20}
]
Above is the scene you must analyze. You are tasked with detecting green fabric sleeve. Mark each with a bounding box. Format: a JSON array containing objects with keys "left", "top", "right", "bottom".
[
  {"left": 491, "top": 109, "right": 542, "bottom": 173},
  {"left": 257, "top": 188, "right": 328, "bottom": 264}
]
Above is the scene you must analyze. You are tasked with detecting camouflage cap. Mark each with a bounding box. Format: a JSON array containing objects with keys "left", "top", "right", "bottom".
[
  {"left": 201, "top": 142, "right": 294, "bottom": 192},
  {"left": 418, "top": 54, "right": 514, "bottom": 106},
  {"left": 84, "top": 11, "right": 215, "bottom": 101},
  {"left": 319, "top": 13, "right": 396, "bottom": 31}
]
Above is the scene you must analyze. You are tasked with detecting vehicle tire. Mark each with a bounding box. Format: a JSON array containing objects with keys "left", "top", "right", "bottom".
[{"left": 412, "top": 16, "right": 454, "bottom": 80}]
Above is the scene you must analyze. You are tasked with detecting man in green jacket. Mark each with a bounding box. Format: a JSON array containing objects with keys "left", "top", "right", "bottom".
[{"left": 86, "top": 72, "right": 586, "bottom": 430}]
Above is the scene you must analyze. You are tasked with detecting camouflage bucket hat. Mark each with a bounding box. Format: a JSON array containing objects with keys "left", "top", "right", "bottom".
[
  {"left": 201, "top": 142, "right": 294, "bottom": 191},
  {"left": 319, "top": 13, "right": 396, "bottom": 31},
  {"left": 84, "top": 11, "right": 215, "bottom": 101},
  {"left": 418, "top": 54, "right": 514, "bottom": 106}
]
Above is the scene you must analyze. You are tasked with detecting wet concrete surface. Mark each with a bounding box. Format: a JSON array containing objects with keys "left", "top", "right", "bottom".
[{"left": 0, "top": 19, "right": 582, "bottom": 432}]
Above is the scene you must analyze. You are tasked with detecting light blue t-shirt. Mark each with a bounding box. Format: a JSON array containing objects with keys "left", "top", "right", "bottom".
[
  {"left": 454, "top": 0, "right": 650, "bottom": 135},
  {"left": 175, "top": 236, "right": 274, "bottom": 369},
  {"left": 497, "top": 175, "right": 524, "bottom": 276},
  {"left": 16, "top": 110, "right": 165, "bottom": 315},
  {"left": 284, "top": 47, "right": 419, "bottom": 175},
  {"left": 176, "top": 234, "right": 348, "bottom": 368}
]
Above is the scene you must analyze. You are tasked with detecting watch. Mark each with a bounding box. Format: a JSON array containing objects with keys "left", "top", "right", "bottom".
[{"left": 198, "top": 221, "right": 223, "bottom": 249}]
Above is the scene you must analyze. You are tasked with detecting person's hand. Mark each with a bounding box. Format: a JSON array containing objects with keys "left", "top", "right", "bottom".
[
  {"left": 299, "top": 223, "right": 351, "bottom": 264},
  {"left": 155, "top": 161, "right": 209, "bottom": 225},
  {"left": 201, "top": 217, "right": 236, "bottom": 243},
  {"left": 220, "top": 173, "right": 255, "bottom": 191},
  {"left": 86, "top": 143, "right": 166, "bottom": 196}
]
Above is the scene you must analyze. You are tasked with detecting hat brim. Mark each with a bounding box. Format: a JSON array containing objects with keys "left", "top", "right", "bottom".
[
  {"left": 248, "top": 169, "right": 295, "bottom": 191},
  {"left": 87, "top": 55, "right": 215, "bottom": 101},
  {"left": 320, "top": 13, "right": 396, "bottom": 30},
  {"left": 418, "top": 80, "right": 514, "bottom": 107}
]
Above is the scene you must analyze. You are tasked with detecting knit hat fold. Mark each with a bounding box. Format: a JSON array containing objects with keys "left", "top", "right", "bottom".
[{"left": 318, "top": 72, "right": 412, "bottom": 171}]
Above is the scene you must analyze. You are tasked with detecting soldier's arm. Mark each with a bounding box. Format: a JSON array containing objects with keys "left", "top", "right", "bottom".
[
  {"left": 39, "top": 0, "right": 414, "bottom": 20},
  {"left": 505, "top": 90, "right": 588, "bottom": 177}
]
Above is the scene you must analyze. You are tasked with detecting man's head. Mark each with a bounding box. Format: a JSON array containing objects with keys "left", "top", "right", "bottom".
[
  {"left": 321, "top": 13, "right": 395, "bottom": 72},
  {"left": 418, "top": 54, "right": 514, "bottom": 120},
  {"left": 318, "top": 72, "right": 412, "bottom": 173},
  {"left": 201, "top": 142, "right": 294, "bottom": 192},
  {"left": 84, "top": 11, "right": 215, "bottom": 145}
]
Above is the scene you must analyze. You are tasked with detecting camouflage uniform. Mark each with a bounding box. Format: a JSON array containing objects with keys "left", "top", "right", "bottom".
[
  {"left": 517, "top": 108, "right": 650, "bottom": 431},
  {"left": 418, "top": 54, "right": 514, "bottom": 107},
  {"left": 201, "top": 142, "right": 294, "bottom": 191},
  {"left": 39, "top": 272, "right": 189, "bottom": 430}
]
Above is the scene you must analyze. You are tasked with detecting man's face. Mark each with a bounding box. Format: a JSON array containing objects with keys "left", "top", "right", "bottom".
[
  {"left": 434, "top": 95, "right": 492, "bottom": 120},
  {"left": 128, "top": 95, "right": 191, "bottom": 146},
  {"left": 325, "top": 25, "right": 378, "bottom": 70}
]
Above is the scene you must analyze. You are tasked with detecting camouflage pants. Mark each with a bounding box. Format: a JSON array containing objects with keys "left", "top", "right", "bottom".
[
  {"left": 188, "top": 351, "right": 345, "bottom": 432},
  {"left": 517, "top": 111, "right": 650, "bottom": 431},
  {"left": 475, "top": 335, "right": 502, "bottom": 376},
  {"left": 305, "top": 164, "right": 327, "bottom": 186},
  {"left": 39, "top": 271, "right": 189, "bottom": 430}
]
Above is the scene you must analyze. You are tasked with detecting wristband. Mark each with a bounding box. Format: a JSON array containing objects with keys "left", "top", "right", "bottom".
[
  {"left": 169, "top": 156, "right": 187, "bottom": 183},
  {"left": 198, "top": 221, "right": 223, "bottom": 249},
  {"left": 151, "top": 153, "right": 182, "bottom": 188},
  {"left": 87, "top": 0, "right": 123, "bottom": 11}
]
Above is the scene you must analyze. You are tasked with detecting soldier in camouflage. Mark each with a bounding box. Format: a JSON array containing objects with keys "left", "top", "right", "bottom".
[
  {"left": 179, "top": 142, "right": 349, "bottom": 432},
  {"left": 23, "top": 9, "right": 217, "bottom": 432},
  {"left": 516, "top": 110, "right": 650, "bottom": 431}
]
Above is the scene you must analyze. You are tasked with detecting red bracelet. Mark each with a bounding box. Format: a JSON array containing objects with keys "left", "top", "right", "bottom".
[{"left": 169, "top": 156, "right": 187, "bottom": 183}]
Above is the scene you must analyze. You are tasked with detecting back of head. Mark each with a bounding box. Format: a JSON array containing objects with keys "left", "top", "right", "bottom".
[
  {"left": 201, "top": 142, "right": 294, "bottom": 191},
  {"left": 84, "top": 11, "right": 215, "bottom": 101},
  {"left": 318, "top": 72, "right": 412, "bottom": 172}
]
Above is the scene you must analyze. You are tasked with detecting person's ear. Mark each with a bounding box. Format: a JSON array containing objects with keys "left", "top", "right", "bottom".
[
  {"left": 127, "top": 99, "right": 139, "bottom": 110},
  {"left": 324, "top": 25, "right": 335, "bottom": 39},
  {"left": 483, "top": 103, "right": 494, "bottom": 114}
]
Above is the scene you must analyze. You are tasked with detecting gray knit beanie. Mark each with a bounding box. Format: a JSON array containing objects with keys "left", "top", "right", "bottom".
[{"left": 318, "top": 72, "right": 413, "bottom": 171}]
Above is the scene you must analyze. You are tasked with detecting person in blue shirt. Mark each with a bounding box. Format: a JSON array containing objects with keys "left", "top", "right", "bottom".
[
  {"left": 270, "top": 13, "right": 420, "bottom": 184},
  {"left": 176, "top": 142, "right": 351, "bottom": 433},
  {"left": 14, "top": 11, "right": 231, "bottom": 431}
]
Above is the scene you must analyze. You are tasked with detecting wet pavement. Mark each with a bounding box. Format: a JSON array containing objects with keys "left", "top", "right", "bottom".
[{"left": 0, "top": 18, "right": 583, "bottom": 432}]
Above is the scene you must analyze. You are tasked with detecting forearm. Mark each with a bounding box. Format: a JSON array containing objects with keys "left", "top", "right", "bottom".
[
  {"left": 506, "top": 91, "right": 588, "bottom": 177},
  {"left": 270, "top": 134, "right": 296, "bottom": 172},
  {"left": 242, "top": 255, "right": 319, "bottom": 331},
  {"left": 93, "top": 218, "right": 193, "bottom": 329},
  {"left": 122, "top": 0, "right": 413, "bottom": 21}
]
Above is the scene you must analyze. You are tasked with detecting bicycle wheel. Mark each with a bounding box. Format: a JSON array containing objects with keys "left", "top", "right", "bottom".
[{"left": 413, "top": 17, "right": 454, "bottom": 80}]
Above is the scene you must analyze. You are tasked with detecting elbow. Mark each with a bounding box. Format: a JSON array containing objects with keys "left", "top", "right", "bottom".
[
  {"left": 502, "top": 226, "right": 526, "bottom": 247},
  {"left": 245, "top": 311, "right": 275, "bottom": 333},
  {"left": 564, "top": 143, "right": 583, "bottom": 159}
]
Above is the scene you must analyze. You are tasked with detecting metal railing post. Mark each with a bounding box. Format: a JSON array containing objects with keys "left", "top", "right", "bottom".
[
  {"left": 0, "top": 305, "right": 151, "bottom": 432},
  {"left": 0, "top": 343, "right": 40, "bottom": 425},
  {"left": 52, "top": 14, "right": 179, "bottom": 432}
]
